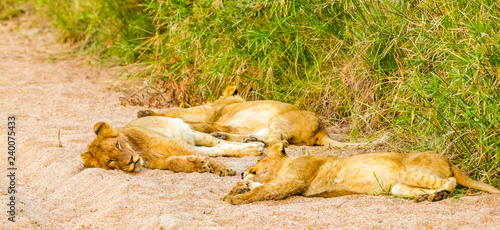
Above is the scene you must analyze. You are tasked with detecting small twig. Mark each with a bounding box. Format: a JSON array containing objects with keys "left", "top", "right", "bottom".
[
  {"left": 122, "top": 85, "right": 150, "bottom": 101},
  {"left": 58, "top": 129, "right": 63, "bottom": 147},
  {"left": 150, "top": 86, "right": 167, "bottom": 101},
  {"left": 335, "top": 199, "right": 349, "bottom": 208}
]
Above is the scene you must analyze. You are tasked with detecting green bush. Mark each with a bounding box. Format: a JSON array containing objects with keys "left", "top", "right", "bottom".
[
  {"left": 0, "top": 0, "right": 29, "bottom": 19},
  {"left": 38, "top": 0, "right": 500, "bottom": 185}
]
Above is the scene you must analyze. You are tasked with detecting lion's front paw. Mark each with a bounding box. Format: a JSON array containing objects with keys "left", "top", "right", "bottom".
[
  {"left": 222, "top": 194, "right": 246, "bottom": 205},
  {"left": 229, "top": 181, "right": 251, "bottom": 195},
  {"left": 208, "top": 159, "right": 236, "bottom": 177},
  {"left": 211, "top": 132, "right": 228, "bottom": 140},
  {"left": 241, "top": 142, "right": 265, "bottom": 156},
  {"left": 214, "top": 168, "right": 236, "bottom": 177},
  {"left": 187, "top": 156, "right": 211, "bottom": 173},
  {"left": 137, "top": 110, "right": 153, "bottom": 118}
]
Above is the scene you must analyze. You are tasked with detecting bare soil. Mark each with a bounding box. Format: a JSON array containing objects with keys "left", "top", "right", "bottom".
[{"left": 1, "top": 16, "right": 499, "bottom": 230}]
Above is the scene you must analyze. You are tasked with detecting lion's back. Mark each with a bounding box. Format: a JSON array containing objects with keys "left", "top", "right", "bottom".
[{"left": 126, "top": 116, "right": 196, "bottom": 144}]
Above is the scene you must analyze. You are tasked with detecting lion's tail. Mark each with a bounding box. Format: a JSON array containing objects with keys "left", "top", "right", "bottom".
[
  {"left": 321, "top": 137, "right": 367, "bottom": 149},
  {"left": 316, "top": 128, "right": 388, "bottom": 149},
  {"left": 451, "top": 165, "right": 500, "bottom": 194},
  {"left": 317, "top": 131, "right": 367, "bottom": 148}
]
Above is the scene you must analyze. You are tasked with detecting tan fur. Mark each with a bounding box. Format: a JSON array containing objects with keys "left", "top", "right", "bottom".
[
  {"left": 223, "top": 143, "right": 500, "bottom": 204},
  {"left": 138, "top": 86, "right": 383, "bottom": 148},
  {"left": 81, "top": 116, "right": 264, "bottom": 176}
]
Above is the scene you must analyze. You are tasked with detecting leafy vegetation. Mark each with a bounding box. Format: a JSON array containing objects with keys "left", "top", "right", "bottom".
[
  {"left": 29, "top": 0, "right": 500, "bottom": 185},
  {"left": 0, "top": 0, "right": 29, "bottom": 19}
]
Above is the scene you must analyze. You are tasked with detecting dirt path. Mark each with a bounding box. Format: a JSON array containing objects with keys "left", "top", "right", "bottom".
[{"left": 1, "top": 17, "right": 499, "bottom": 230}]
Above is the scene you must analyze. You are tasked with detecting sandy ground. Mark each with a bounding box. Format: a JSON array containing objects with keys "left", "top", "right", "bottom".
[{"left": 1, "top": 16, "right": 499, "bottom": 230}]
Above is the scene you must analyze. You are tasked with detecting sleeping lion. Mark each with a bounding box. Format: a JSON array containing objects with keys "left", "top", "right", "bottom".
[
  {"left": 223, "top": 143, "right": 500, "bottom": 204},
  {"left": 81, "top": 116, "right": 263, "bottom": 176},
  {"left": 138, "top": 86, "right": 384, "bottom": 148}
]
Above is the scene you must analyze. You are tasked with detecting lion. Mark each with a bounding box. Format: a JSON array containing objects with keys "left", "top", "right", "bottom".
[
  {"left": 138, "top": 86, "right": 383, "bottom": 148},
  {"left": 223, "top": 143, "right": 500, "bottom": 204},
  {"left": 81, "top": 116, "right": 264, "bottom": 176}
]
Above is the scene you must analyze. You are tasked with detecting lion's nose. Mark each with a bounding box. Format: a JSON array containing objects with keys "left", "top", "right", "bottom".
[
  {"left": 241, "top": 172, "right": 244, "bottom": 179},
  {"left": 126, "top": 155, "right": 134, "bottom": 166}
]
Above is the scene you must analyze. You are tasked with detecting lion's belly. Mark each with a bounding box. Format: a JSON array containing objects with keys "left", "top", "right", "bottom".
[
  {"left": 215, "top": 101, "right": 298, "bottom": 134},
  {"left": 306, "top": 156, "right": 400, "bottom": 196},
  {"left": 217, "top": 110, "right": 275, "bottom": 133},
  {"left": 344, "top": 163, "right": 399, "bottom": 195}
]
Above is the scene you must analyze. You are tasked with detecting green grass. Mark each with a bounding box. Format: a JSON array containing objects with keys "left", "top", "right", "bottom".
[
  {"left": 0, "top": 0, "right": 29, "bottom": 19},
  {"left": 32, "top": 0, "right": 500, "bottom": 185}
]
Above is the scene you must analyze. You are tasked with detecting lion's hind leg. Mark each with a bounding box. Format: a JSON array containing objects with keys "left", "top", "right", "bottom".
[
  {"left": 397, "top": 153, "right": 458, "bottom": 202},
  {"left": 192, "top": 130, "right": 265, "bottom": 148},
  {"left": 392, "top": 171, "right": 457, "bottom": 202},
  {"left": 210, "top": 130, "right": 269, "bottom": 145},
  {"left": 192, "top": 131, "right": 225, "bottom": 146},
  {"left": 390, "top": 183, "right": 436, "bottom": 202}
]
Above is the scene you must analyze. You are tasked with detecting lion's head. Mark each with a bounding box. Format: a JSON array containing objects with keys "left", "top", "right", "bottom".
[
  {"left": 241, "top": 143, "right": 287, "bottom": 182},
  {"left": 81, "top": 122, "right": 143, "bottom": 172}
]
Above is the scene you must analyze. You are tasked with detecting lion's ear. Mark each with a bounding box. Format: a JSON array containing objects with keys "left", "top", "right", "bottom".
[
  {"left": 93, "top": 122, "right": 117, "bottom": 136},
  {"left": 222, "top": 86, "right": 238, "bottom": 97},
  {"left": 268, "top": 142, "right": 287, "bottom": 158},
  {"left": 81, "top": 152, "right": 100, "bottom": 168},
  {"left": 280, "top": 144, "right": 287, "bottom": 157}
]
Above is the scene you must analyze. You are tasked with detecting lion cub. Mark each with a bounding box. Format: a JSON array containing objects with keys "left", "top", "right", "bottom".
[
  {"left": 81, "top": 116, "right": 263, "bottom": 176},
  {"left": 138, "top": 86, "right": 384, "bottom": 148},
  {"left": 223, "top": 143, "right": 500, "bottom": 204}
]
